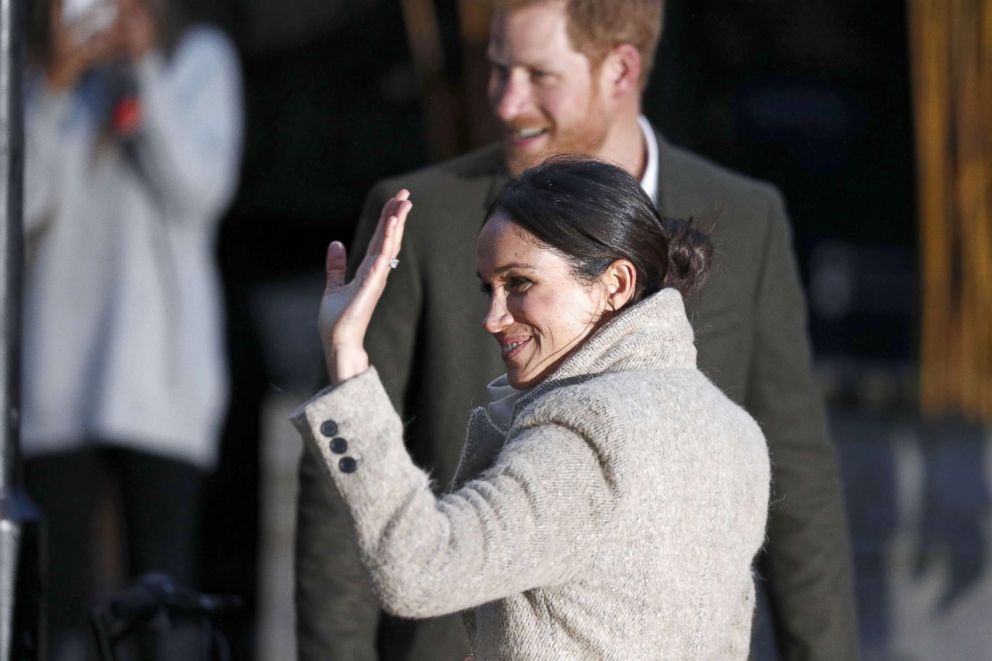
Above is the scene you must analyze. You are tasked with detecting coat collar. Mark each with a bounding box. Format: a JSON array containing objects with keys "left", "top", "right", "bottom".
[
  {"left": 459, "top": 288, "right": 697, "bottom": 483},
  {"left": 514, "top": 287, "right": 697, "bottom": 414}
]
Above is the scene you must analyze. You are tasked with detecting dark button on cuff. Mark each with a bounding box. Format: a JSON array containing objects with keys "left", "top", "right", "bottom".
[
  {"left": 320, "top": 420, "right": 338, "bottom": 437},
  {"left": 339, "top": 457, "right": 358, "bottom": 474},
  {"left": 329, "top": 438, "right": 348, "bottom": 454}
]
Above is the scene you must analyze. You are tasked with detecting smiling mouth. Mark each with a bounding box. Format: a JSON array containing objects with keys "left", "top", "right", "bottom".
[
  {"left": 508, "top": 127, "right": 549, "bottom": 145},
  {"left": 501, "top": 338, "right": 531, "bottom": 359}
]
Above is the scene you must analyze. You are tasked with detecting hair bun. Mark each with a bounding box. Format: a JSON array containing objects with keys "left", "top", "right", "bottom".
[{"left": 660, "top": 217, "right": 712, "bottom": 299}]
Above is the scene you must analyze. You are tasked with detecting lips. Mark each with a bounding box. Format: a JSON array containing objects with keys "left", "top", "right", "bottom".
[
  {"left": 500, "top": 337, "right": 531, "bottom": 360},
  {"left": 506, "top": 126, "right": 549, "bottom": 149}
]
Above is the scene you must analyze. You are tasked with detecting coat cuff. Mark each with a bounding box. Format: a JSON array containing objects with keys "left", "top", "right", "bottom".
[{"left": 290, "top": 368, "right": 429, "bottom": 544}]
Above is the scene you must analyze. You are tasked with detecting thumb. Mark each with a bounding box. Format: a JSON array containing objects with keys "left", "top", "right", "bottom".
[{"left": 325, "top": 241, "right": 347, "bottom": 292}]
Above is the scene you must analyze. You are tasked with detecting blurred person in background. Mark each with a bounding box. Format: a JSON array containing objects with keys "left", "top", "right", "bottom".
[
  {"left": 296, "top": 1, "right": 858, "bottom": 660},
  {"left": 21, "top": 0, "right": 242, "bottom": 657}
]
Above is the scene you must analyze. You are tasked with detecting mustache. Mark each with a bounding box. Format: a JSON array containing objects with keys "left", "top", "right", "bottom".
[{"left": 501, "top": 119, "right": 552, "bottom": 132}]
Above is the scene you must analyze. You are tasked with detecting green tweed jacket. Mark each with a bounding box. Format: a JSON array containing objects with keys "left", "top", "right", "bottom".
[{"left": 296, "top": 132, "right": 859, "bottom": 661}]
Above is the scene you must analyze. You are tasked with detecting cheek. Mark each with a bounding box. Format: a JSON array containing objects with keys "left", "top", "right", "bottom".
[
  {"left": 507, "top": 291, "right": 553, "bottom": 334},
  {"left": 539, "top": 92, "right": 566, "bottom": 121},
  {"left": 487, "top": 74, "right": 502, "bottom": 106},
  {"left": 514, "top": 289, "right": 598, "bottom": 340}
]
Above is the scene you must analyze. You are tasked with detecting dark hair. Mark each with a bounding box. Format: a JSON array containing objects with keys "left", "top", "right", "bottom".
[{"left": 485, "top": 156, "right": 712, "bottom": 302}]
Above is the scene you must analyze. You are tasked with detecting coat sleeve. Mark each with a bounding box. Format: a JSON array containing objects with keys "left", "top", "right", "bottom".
[
  {"left": 292, "top": 368, "right": 616, "bottom": 620},
  {"left": 746, "top": 192, "right": 860, "bottom": 660},
  {"left": 131, "top": 28, "right": 242, "bottom": 223},
  {"left": 23, "top": 80, "right": 73, "bottom": 237},
  {"left": 294, "top": 183, "right": 424, "bottom": 660}
]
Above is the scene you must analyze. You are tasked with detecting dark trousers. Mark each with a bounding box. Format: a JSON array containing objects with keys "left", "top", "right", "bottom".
[{"left": 25, "top": 445, "right": 203, "bottom": 658}]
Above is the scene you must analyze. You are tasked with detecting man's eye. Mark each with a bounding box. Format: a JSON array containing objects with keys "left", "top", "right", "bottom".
[{"left": 530, "top": 70, "right": 549, "bottom": 81}]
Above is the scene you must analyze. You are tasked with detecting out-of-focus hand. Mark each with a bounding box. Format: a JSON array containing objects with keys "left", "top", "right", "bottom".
[
  {"left": 45, "top": 0, "right": 122, "bottom": 91},
  {"left": 319, "top": 190, "right": 411, "bottom": 385},
  {"left": 117, "top": 0, "right": 157, "bottom": 61}
]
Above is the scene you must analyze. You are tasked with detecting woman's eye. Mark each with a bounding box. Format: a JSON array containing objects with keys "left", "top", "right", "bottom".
[
  {"left": 479, "top": 282, "right": 493, "bottom": 296},
  {"left": 508, "top": 277, "right": 532, "bottom": 291}
]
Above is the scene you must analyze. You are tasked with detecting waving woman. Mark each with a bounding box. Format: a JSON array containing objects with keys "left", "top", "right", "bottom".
[{"left": 293, "top": 158, "right": 770, "bottom": 659}]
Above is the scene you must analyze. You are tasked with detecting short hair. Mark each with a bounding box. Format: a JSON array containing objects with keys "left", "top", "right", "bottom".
[
  {"left": 486, "top": 157, "right": 712, "bottom": 302},
  {"left": 491, "top": 0, "right": 664, "bottom": 88}
]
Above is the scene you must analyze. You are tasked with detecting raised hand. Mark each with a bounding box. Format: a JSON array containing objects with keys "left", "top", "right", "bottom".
[
  {"left": 44, "top": 0, "right": 123, "bottom": 91},
  {"left": 319, "top": 190, "right": 411, "bottom": 385}
]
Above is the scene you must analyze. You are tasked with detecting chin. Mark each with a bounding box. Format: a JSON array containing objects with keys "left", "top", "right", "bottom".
[
  {"left": 505, "top": 148, "right": 549, "bottom": 177},
  {"left": 506, "top": 372, "right": 528, "bottom": 390},
  {"left": 507, "top": 370, "right": 543, "bottom": 391}
]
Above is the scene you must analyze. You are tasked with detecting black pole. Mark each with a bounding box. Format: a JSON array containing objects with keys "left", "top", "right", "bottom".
[{"left": 0, "top": 0, "right": 44, "bottom": 657}]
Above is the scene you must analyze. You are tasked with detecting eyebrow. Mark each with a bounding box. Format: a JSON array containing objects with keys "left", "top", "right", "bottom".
[
  {"left": 486, "top": 48, "right": 555, "bottom": 72},
  {"left": 477, "top": 262, "right": 538, "bottom": 280}
]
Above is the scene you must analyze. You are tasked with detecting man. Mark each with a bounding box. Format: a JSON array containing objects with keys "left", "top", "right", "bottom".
[{"left": 296, "top": 1, "right": 859, "bottom": 659}]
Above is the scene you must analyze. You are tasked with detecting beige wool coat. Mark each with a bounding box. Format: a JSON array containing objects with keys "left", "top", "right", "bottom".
[{"left": 292, "top": 289, "right": 770, "bottom": 659}]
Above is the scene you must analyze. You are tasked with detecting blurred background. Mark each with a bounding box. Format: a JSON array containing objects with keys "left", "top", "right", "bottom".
[{"left": 15, "top": 0, "right": 992, "bottom": 658}]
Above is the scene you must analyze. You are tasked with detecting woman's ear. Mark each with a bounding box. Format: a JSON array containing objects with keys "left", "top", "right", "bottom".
[{"left": 602, "top": 259, "right": 637, "bottom": 311}]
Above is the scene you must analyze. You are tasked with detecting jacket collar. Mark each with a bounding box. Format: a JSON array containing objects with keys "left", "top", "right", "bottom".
[
  {"left": 460, "top": 289, "right": 695, "bottom": 486},
  {"left": 514, "top": 288, "right": 697, "bottom": 414}
]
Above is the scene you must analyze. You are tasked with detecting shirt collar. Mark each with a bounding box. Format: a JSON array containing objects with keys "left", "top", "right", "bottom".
[{"left": 637, "top": 115, "right": 659, "bottom": 204}]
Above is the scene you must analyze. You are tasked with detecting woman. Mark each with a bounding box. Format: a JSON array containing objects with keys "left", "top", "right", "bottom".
[
  {"left": 294, "top": 159, "right": 770, "bottom": 658},
  {"left": 23, "top": 0, "right": 241, "bottom": 656}
]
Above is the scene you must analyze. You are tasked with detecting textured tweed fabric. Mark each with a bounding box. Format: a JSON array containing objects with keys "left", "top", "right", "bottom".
[{"left": 292, "top": 288, "right": 770, "bottom": 659}]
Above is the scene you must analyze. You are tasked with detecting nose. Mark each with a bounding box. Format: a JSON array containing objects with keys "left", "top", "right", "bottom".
[
  {"left": 482, "top": 293, "right": 513, "bottom": 333},
  {"left": 490, "top": 71, "right": 529, "bottom": 123}
]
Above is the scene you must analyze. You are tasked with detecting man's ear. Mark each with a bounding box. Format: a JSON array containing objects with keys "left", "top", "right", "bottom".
[
  {"left": 602, "top": 259, "right": 638, "bottom": 311},
  {"left": 602, "top": 43, "right": 642, "bottom": 99}
]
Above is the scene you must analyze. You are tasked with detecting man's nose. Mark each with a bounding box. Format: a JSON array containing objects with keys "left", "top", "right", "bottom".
[{"left": 492, "top": 74, "right": 529, "bottom": 123}]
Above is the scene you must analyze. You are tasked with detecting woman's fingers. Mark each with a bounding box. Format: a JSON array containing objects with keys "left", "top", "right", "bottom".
[
  {"left": 383, "top": 201, "right": 410, "bottom": 262},
  {"left": 366, "top": 189, "right": 411, "bottom": 259},
  {"left": 359, "top": 205, "right": 408, "bottom": 279},
  {"left": 317, "top": 193, "right": 410, "bottom": 384},
  {"left": 350, "top": 209, "right": 408, "bottom": 315},
  {"left": 324, "top": 241, "right": 347, "bottom": 293}
]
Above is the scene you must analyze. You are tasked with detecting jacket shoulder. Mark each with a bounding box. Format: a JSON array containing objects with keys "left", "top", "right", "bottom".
[
  {"left": 369, "top": 145, "right": 503, "bottom": 199},
  {"left": 664, "top": 139, "right": 782, "bottom": 200},
  {"left": 516, "top": 369, "right": 711, "bottom": 436},
  {"left": 658, "top": 136, "right": 785, "bottom": 230}
]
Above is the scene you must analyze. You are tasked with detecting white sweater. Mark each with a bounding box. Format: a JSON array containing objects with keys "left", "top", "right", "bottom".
[{"left": 22, "top": 26, "right": 242, "bottom": 468}]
